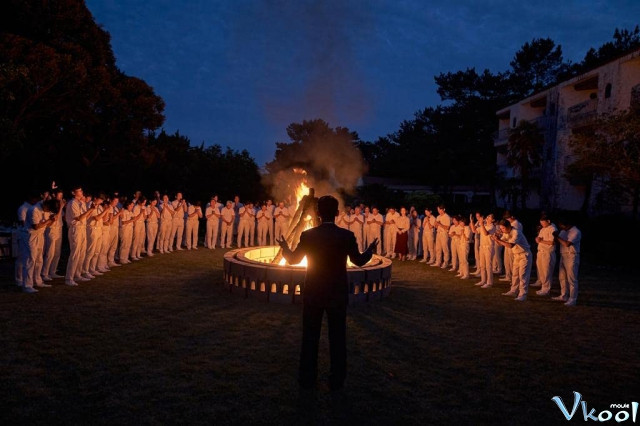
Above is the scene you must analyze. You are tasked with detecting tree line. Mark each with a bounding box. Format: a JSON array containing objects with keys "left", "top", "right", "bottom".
[{"left": 0, "top": 0, "right": 263, "bottom": 221}]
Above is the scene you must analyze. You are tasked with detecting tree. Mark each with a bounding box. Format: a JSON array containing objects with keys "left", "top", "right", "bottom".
[
  {"left": 568, "top": 109, "right": 640, "bottom": 219},
  {"left": 506, "top": 120, "right": 544, "bottom": 210},
  {"left": 508, "top": 38, "right": 567, "bottom": 97}
]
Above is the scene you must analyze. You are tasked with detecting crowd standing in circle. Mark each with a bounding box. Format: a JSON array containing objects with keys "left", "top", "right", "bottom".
[{"left": 13, "top": 189, "right": 582, "bottom": 306}]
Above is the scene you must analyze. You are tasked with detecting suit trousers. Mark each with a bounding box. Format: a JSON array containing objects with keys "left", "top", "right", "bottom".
[{"left": 299, "top": 302, "right": 347, "bottom": 388}]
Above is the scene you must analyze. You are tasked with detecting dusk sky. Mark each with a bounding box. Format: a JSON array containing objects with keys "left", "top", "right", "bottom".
[{"left": 86, "top": 1, "right": 640, "bottom": 166}]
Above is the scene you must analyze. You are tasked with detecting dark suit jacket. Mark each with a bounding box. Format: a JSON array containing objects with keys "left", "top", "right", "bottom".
[{"left": 284, "top": 222, "right": 372, "bottom": 307}]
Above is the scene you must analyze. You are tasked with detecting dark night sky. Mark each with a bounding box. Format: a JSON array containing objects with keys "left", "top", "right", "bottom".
[{"left": 86, "top": 1, "right": 640, "bottom": 166}]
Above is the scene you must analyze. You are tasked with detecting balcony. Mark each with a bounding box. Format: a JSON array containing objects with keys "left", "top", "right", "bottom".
[{"left": 567, "top": 99, "right": 598, "bottom": 128}]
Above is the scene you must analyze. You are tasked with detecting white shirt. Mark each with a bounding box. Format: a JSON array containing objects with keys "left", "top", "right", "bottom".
[
  {"left": 206, "top": 205, "right": 220, "bottom": 221},
  {"left": 120, "top": 209, "right": 132, "bottom": 229},
  {"left": 385, "top": 212, "right": 399, "bottom": 232},
  {"left": 187, "top": 205, "right": 201, "bottom": 221},
  {"left": 17, "top": 202, "right": 31, "bottom": 228},
  {"left": 146, "top": 205, "right": 160, "bottom": 223},
  {"left": 257, "top": 210, "right": 272, "bottom": 222},
  {"left": 26, "top": 202, "right": 48, "bottom": 236},
  {"left": 537, "top": 224, "right": 557, "bottom": 252},
  {"left": 160, "top": 202, "right": 174, "bottom": 221},
  {"left": 274, "top": 206, "right": 289, "bottom": 223},
  {"left": 220, "top": 207, "right": 235, "bottom": 223},
  {"left": 65, "top": 198, "right": 86, "bottom": 227},
  {"left": 479, "top": 222, "right": 495, "bottom": 247},
  {"left": 350, "top": 213, "right": 364, "bottom": 232},
  {"left": 506, "top": 228, "right": 531, "bottom": 255},
  {"left": 559, "top": 226, "right": 581, "bottom": 254},
  {"left": 368, "top": 213, "right": 383, "bottom": 232},
  {"left": 436, "top": 213, "right": 451, "bottom": 235}
]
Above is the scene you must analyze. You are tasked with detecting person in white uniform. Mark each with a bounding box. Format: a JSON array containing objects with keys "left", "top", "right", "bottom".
[
  {"left": 232, "top": 195, "right": 243, "bottom": 242},
  {"left": 256, "top": 204, "right": 272, "bottom": 246},
  {"left": 499, "top": 211, "right": 520, "bottom": 282},
  {"left": 337, "top": 207, "right": 350, "bottom": 230},
  {"left": 220, "top": 201, "right": 235, "bottom": 249},
  {"left": 421, "top": 208, "right": 436, "bottom": 264},
  {"left": 83, "top": 194, "right": 108, "bottom": 278},
  {"left": 457, "top": 216, "right": 472, "bottom": 279},
  {"left": 15, "top": 195, "right": 38, "bottom": 286},
  {"left": 157, "top": 194, "right": 174, "bottom": 253},
  {"left": 42, "top": 189, "right": 66, "bottom": 280},
  {"left": 471, "top": 212, "right": 482, "bottom": 275},
  {"left": 185, "top": 200, "right": 203, "bottom": 249},
  {"left": 470, "top": 213, "right": 496, "bottom": 288},
  {"left": 169, "top": 193, "right": 186, "bottom": 251},
  {"left": 205, "top": 196, "right": 222, "bottom": 249},
  {"left": 96, "top": 196, "right": 116, "bottom": 272},
  {"left": 534, "top": 214, "right": 557, "bottom": 296},
  {"left": 265, "top": 199, "right": 276, "bottom": 245},
  {"left": 65, "top": 186, "right": 96, "bottom": 286},
  {"left": 146, "top": 198, "right": 160, "bottom": 256},
  {"left": 274, "top": 202, "right": 290, "bottom": 241},
  {"left": 363, "top": 206, "right": 371, "bottom": 249},
  {"left": 106, "top": 196, "right": 122, "bottom": 267},
  {"left": 131, "top": 197, "right": 147, "bottom": 260},
  {"left": 118, "top": 200, "right": 137, "bottom": 264},
  {"left": 383, "top": 207, "right": 398, "bottom": 258},
  {"left": 553, "top": 218, "right": 581, "bottom": 306},
  {"left": 433, "top": 205, "right": 451, "bottom": 268},
  {"left": 407, "top": 209, "right": 421, "bottom": 260},
  {"left": 366, "top": 207, "right": 383, "bottom": 255},
  {"left": 350, "top": 206, "right": 365, "bottom": 252},
  {"left": 493, "top": 219, "right": 532, "bottom": 301},
  {"left": 237, "top": 203, "right": 250, "bottom": 248},
  {"left": 23, "top": 199, "right": 56, "bottom": 292},
  {"left": 448, "top": 215, "right": 461, "bottom": 272}
]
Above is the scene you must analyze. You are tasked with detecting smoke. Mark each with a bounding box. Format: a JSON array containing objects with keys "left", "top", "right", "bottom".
[
  {"left": 228, "top": 1, "right": 373, "bottom": 205},
  {"left": 264, "top": 120, "right": 367, "bottom": 208},
  {"left": 228, "top": 0, "right": 374, "bottom": 127}
]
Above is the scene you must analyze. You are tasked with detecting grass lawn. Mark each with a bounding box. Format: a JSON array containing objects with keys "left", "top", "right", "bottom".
[{"left": 0, "top": 249, "right": 638, "bottom": 425}]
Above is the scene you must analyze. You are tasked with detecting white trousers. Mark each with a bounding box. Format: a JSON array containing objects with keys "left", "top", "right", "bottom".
[
  {"left": 435, "top": 232, "right": 450, "bottom": 266},
  {"left": 66, "top": 226, "right": 87, "bottom": 281},
  {"left": 536, "top": 247, "right": 556, "bottom": 292},
  {"left": 15, "top": 229, "right": 28, "bottom": 284},
  {"left": 220, "top": 222, "right": 233, "bottom": 248},
  {"left": 274, "top": 220, "right": 287, "bottom": 241},
  {"left": 367, "top": 228, "right": 381, "bottom": 255},
  {"left": 83, "top": 227, "right": 102, "bottom": 274},
  {"left": 119, "top": 226, "right": 133, "bottom": 261},
  {"left": 205, "top": 220, "right": 219, "bottom": 248},
  {"left": 479, "top": 245, "right": 494, "bottom": 285},
  {"left": 408, "top": 229, "right": 419, "bottom": 258},
  {"left": 257, "top": 222, "right": 268, "bottom": 245},
  {"left": 450, "top": 237, "right": 459, "bottom": 270},
  {"left": 493, "top": 244, "right": 504, "bottom": 274},
  {"left": 237, "top": 220, "right": 251, "bottom": 248},
  {"left": 97, "top": 227, "right": 111, "bottom": 271},
  {"left": 25, "top": 231, "right": 45, "bottom": 288},
  {"left": 504, "top": 246, "right": 514, "bottom": 279},
  {"left": 457, "top": 241, "right": 470, "bottom": 278},
  {"left": 43, "top": 226, "right": 63, "bottom": 277},
  {"left": 131, "top": 222, "right": 145, "bottom": 258},
  {"left": 559, "top": 252, "right": 579, "bottom": 303},
  {"left": 422, "top": 230, "right": 435, "bottom": 262},
  {"left": 509, "top": 251, "right": 532, "bottom": 297},
  {"left": 158, "top": 219, "right": 172, "bottom": 252},
  {"left": 107, "top": 225, "right": 119, "bottom": 264},
  {"left": 146, "top": 221, "right": 158, "bottom": 253},
  {"left": 170, "top": 219, "right": 184, "bottom": 250},
  {"left": 185, "top": 219, "right": 199, "bottom": 249}
]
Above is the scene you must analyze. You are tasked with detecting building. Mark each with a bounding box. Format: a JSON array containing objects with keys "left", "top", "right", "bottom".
[{"left": 495, "top": 48, "right": 640, "bottom": 212}]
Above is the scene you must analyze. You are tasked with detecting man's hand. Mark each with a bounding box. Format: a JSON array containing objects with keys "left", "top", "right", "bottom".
[
  {"left": 277, "top": 236, "right": 289, "bottom": 251},
  {"left": 366, "top": 238, "right": 379, "bottom": 253}
]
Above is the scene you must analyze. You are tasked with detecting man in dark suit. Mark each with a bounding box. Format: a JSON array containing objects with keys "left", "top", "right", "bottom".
[{"left": 278, "top": 195, "right": 378, "bottom": 391}]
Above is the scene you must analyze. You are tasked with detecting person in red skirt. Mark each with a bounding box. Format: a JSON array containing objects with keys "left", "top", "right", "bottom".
[{"left": 394, "top": 207, "right": 410, "bottom": 261}]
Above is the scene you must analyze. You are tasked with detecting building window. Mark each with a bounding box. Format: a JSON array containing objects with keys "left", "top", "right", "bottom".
[
  {"left": 605, "top": 83, "right": 612, "bottom": 99},
  {"left": 512, "top": 117, "right": 517, "bottom": 127}
]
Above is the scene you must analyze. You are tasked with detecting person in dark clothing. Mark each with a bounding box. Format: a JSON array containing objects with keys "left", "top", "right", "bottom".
[{"left": 278, "top": 195, "right": 378, "bottom": 391}]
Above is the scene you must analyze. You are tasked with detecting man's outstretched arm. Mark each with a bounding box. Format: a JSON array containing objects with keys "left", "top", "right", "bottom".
[
  {"left": 277, "top": 234, "right": 307, "bottom": 265},
  {"left": 348, "top": 236, "right": 378, "bottom": 267}
]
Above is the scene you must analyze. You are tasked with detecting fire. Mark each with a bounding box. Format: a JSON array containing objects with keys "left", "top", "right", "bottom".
[{"left": 279, "top": 256, "right": 308, "bottom": 267}]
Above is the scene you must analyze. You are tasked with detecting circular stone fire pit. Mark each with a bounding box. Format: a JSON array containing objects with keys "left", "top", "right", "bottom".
[{"left": 223, "top": 246, "right": 392, "bottom": 304}]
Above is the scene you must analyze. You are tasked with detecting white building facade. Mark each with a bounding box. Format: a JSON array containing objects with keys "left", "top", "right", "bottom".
[{"left": 495, "top": 48, "right": 640, "bottom": 213}]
